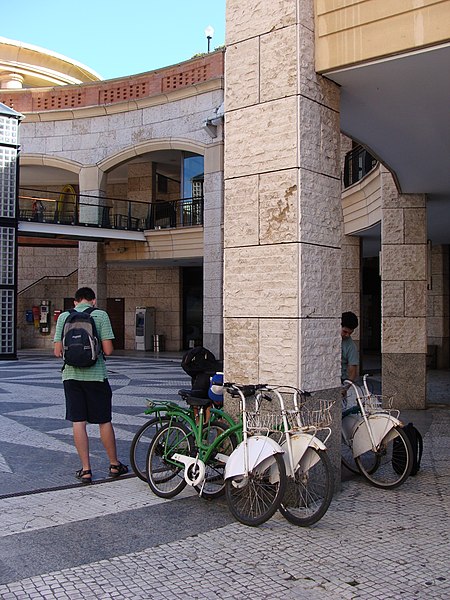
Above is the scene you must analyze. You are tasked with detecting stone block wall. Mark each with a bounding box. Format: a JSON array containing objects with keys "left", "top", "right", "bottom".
[
  {"left": 18, "top": 246, "right": 78, "bottom": 293},
  {"left": 17, "top": 270, "right": 78, "bottom": 350},
  {"left": 381, "top": 168, "right": 427, "bottom": 408},
  {"left": 107, "top": 264, "right": 182, "bottom": 351}
]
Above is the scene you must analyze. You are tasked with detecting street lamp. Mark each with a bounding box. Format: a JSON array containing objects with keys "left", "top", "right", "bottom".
[{"left": 204, "top": 25, "right": 214, "bottom": 53}]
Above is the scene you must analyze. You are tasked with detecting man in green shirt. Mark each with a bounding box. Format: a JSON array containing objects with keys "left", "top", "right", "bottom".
[
  {"left": 54, "top": 287, "right": 128, "bottom": 484},
  {"left": 341, "top": 311, "right": 359, "bottom": 396}
]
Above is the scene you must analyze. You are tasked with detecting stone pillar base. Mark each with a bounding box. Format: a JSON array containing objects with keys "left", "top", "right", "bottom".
[{"left": 382, "top": 354, "right": 426, "bottom": 409}]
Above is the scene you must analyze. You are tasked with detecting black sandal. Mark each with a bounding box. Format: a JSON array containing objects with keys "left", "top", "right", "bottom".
[
  {"left": 109, "top": 462, "right": 128, "bottom": 478},
  {"left": 75, "top": 468, "right": 92, "bottom": 484}
]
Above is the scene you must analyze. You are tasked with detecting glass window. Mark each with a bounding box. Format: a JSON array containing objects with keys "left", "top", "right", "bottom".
[
  {"left": 182, "top": 154, "right": 204, "bottom": 199},
  {"left": 182, "top": 154, "right": 204, "bottom": 226}
]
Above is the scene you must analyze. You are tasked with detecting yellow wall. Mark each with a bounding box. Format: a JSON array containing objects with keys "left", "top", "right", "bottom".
[{"left": 315, "top": 0, "right": 450, "bottom": 72}]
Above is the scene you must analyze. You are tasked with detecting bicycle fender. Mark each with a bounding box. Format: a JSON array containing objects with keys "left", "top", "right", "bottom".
[
  {"left": 224, "top": 436, "right": 283, "bottom": 480},
  {"left": 342, "top": 413, "right": 364, "bottom": 441},
  {"left": 352, "top": 414, "right": 400, "bottom": 456},
  {"left": 281, "top": 433, "right": 326, "bottom": 474}
]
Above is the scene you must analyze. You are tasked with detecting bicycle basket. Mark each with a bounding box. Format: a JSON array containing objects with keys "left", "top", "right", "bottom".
[
  {"left": 246, "top": 412, "right": 284, "bottom": 433},
  {"left": 363, "top": 394, "right": 394, "bottom": 412},
  {"left": 294, "top": 399, "right": 335, "bottom": 430}
]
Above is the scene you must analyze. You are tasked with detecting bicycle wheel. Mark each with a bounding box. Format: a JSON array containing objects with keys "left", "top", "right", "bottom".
[
  {"left": 341, "top": 432, "right": 360, "bottom": 474},
  {"left": 279, "top": 448, "right": 334, "bottom": 527},
  {"left": 146, "top": 422, "right": 193, "bottom": 498},
  {"left": 195, "top": 421, "right": 238, "bottom": 499},
  {"left": 355, "top": 425, "right": 413, "bottom": 489},
  {"left": 341, "top": 433, "right": 380, "bottom": 475},
  {"left": 130, "top": 417, "right": 168, "bottom": 481},
  {"left": 225, "top": 452, "right": 286, "bottom": 527}
]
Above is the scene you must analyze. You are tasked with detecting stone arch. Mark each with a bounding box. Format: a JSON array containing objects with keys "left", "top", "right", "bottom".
[
  {"left": 97, "top": 139, "right": 206, "bottom": 174},
  {"left": 18, "top": 155, "right": 82, "bottom": 222},
  {"left": 19, "top": 154, "right": 83, "bottom": 175}
]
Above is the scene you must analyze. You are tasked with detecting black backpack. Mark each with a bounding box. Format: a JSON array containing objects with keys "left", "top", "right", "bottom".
[
  {"left": 62, "top": 307, "right": 101, "bottom": 368},
  {"left": 393, "top": 422, "right": 423, "bottom": 477},
  {"left": 181, "top": 346, "right": 218, "bottom": 380}
]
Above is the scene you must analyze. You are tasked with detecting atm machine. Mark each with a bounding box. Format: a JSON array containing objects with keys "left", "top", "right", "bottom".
[{"left": 135, "top": 307, "right": 156, "bottom": 350}]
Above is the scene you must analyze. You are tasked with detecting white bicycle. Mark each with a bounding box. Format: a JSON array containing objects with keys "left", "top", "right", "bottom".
[
  {"left": 224, "top": 383, "right": 334, "bottom": 527},
  {"left": 341, "top": 375, "right": 413, "bottom": 488}
]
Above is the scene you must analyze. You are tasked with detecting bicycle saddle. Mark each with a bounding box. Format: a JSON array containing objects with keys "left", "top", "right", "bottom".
[
  {"left": 185, "top": 396, "right": 212, "bottom": 407},
  {"left": 178, "top": 388, "right": 211, "bottom": 407}
]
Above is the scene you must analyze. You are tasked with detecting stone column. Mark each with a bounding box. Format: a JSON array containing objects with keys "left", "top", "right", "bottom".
[
  {"left": 381, "top": 170, "right": 427, "bottom": 408},
  {"left": 203, "top": 142, "right": 224, "bottom": 358},
  {"left": 224, "top": 0, "right": 342, "bottom": 390},
  {"left": 342, "top": 235, "right": 361, "bottom": 345},
  {"left": 78, "top": 167, "right": 108, "bottom": 307},
  {"left": 224, "top": 0, "right": 342, "bottom": 481},
  {"left": 428, "top": 244, "right": 449, "bottom": 369}
]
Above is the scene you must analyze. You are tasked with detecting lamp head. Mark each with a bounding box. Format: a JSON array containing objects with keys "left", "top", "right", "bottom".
[{"left": 204, "top": 25, "right": 214, "bottom": 39}]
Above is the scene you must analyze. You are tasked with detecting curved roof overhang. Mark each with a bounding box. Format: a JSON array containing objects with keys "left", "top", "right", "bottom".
[{"left": 0, "top": 36, "right": 102, "bottom": 87}]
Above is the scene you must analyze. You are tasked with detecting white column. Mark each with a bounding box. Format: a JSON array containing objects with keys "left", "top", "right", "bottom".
[{"left": 78, "top": 167, "right": 108, "bottom": 306}]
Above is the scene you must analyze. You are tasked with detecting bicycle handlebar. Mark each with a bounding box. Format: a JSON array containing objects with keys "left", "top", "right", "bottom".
[{"left": 223, "top": 382, "right": 268, "bottom": 398}]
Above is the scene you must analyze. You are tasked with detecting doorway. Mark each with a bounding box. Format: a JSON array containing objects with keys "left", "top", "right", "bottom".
[
  {"left": 182, "top": 267, "right": 203, "bottom": 350},
  {"left": 107, "top": 298, "right": 125, "bottom": 349}
]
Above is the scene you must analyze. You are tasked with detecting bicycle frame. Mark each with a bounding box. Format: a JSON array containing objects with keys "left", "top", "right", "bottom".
[
  {"left": 144, "top": 398, "right": 239, "bottom": 430},
  {"left": 261, "top": 386, "right": 330, "bottom": 478},
  {"left": 154, "top": 402, "right": 242, "bottom": 488},
  {"left": 343, "top": 376, "right": 403, "bottom": 457},
  {"left": 224, "top": 384, "right": 286, "bottom": 481}
]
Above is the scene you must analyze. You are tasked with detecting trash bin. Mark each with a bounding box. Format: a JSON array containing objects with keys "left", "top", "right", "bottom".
[{"left": 152, "top": 334, "right": 165, "bottom": 352}]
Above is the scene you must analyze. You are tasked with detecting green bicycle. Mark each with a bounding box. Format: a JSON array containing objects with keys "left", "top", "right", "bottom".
[
  {"left": 145, "top": 392, "right": 242, "bottom": 499},
  {"left": 130, "top": 391, "right": 239, "bottom": 482}
]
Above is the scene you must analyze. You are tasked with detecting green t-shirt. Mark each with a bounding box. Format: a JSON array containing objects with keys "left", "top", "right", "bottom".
[
  {"left": 341, "top": 337, "right": 359, "bottom": 381},
  {"left": 54, "top": 303, "right": 115, "bottom": 381}
]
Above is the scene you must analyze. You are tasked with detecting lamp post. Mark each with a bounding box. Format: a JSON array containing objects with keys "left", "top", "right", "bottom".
[{"left": 204, "top": 25, "right": 214, "bottom": 53}]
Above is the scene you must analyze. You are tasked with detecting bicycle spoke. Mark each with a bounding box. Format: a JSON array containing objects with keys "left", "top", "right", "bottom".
[
  {"left": 226, "top": 453, "right": 286, "bottom": 527},
  {"left": 279, "top": 448, "right": 333, "bottom": 527},
  {"left": 355, "top": 426, "right": 413, "bottom": 488},
  {"left": 146, "top": 423, "right": 192, "bottom": 498}
]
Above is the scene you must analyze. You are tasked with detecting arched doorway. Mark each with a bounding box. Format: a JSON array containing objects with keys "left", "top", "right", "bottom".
[{"left": 57, "top": 184, "right": 77, "bottom": 224}]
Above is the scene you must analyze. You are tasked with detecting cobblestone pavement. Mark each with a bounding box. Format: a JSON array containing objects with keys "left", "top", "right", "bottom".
[{"left": 0, "top": 353, "right": 449, "bottom": 599}]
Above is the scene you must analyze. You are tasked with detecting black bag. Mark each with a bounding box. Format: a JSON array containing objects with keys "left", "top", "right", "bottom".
[
  {"left": 393, "top": 422, "right": 423, "bottom": 476},
  {"left": 181, "top": 346, "right": 218, "bottom": 380},
  {"left": 62, "top": 307, "right": 100, "bottom": 368}
]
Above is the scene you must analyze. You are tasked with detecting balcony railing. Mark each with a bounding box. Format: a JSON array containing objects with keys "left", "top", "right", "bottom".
[
  {"left": 343, "top": 146, "right": 378, "bottom": 188},
  {"left": 18, "top": 188, "right": 204, "bottom": 232}
]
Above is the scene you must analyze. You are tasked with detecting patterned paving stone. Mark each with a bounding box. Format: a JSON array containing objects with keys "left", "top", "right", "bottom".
[{"left": 0, "top": 352, "right": 448, "bottom": 599}]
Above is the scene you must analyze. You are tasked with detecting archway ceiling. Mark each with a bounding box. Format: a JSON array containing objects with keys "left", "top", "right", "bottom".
[{"left": 326, "top": 43, "right": 450, "bottom": 245}]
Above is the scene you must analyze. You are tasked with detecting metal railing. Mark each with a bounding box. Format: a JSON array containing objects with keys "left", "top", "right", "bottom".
[
  {"left": 18, "top": 188, "right": 204, "bottom": 232},
  {"left": 343, "top": 146, "right": 378, "bottom": 188}
]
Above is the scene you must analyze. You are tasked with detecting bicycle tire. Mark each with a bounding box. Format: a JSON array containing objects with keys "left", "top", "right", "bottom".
[
  {"left": 194, "top": 420, "right": 238, "bottom": 499},
  {"left": 341, "top": 432, "right": 360, "bottom": 474},
  {"left": 279, "top": 448, "right": 333, "bottom": 527},
  {"left": 146, "top": 422, "right": 193, "bottom": 498},
  {"left": 130, "top": 417, "right": 169, "bottom": 481},
  {"left": 355, "top": 425, "right": 413, "bottom": 489},
  {"left": 341, "top": 432, "right": 380, "bottom": 475},
  {"left": 225, "top": 451, "right": 286, "bottom": 527}
]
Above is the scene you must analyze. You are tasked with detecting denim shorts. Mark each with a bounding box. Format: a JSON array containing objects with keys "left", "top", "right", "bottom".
[{"left": 63, "top": 379, "right": 112, "bottom": 424}]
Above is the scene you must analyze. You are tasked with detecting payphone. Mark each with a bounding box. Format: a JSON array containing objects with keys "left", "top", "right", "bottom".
[
  {"left": 39, "top": 300, "right": 51, "bottom": 335},
  {"left": 135, "top": 307, "right": 155, "bottom": 350}
]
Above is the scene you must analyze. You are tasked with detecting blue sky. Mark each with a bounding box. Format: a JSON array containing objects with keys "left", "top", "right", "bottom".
[{"left": 1, "top": 0, "right": 225, "bottom": 80}]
